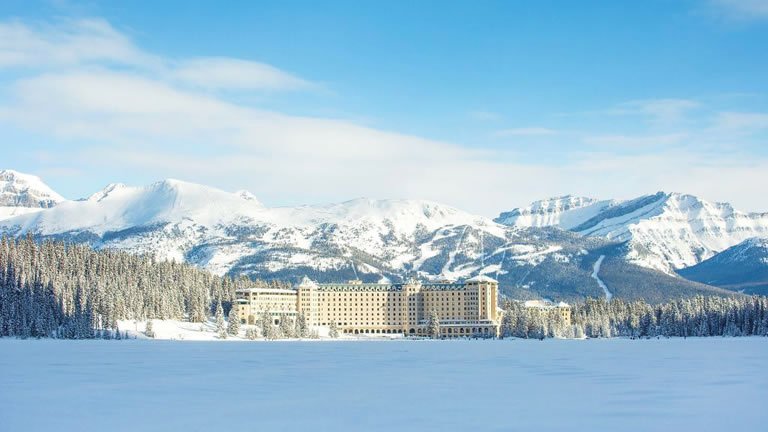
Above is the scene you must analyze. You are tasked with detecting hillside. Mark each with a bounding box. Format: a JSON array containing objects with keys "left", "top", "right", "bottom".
[{"left": 678, "top": 237, "right": 768, "bottom": 295}]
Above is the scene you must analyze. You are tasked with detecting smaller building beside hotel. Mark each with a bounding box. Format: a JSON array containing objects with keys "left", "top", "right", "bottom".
[
  {"left": 234, "top": 287, "right": 297, "bottom": 326},
  {"left": 523, "top": 299, "right": 572, "bottom": 326}
]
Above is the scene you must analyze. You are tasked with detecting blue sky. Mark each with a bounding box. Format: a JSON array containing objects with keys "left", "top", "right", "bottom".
[{"left": 1, "top": 0, "right": 767, "bottom": 215}]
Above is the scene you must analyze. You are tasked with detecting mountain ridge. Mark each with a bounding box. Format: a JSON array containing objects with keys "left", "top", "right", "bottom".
[
  {"left": 0, "top": 170, "right": 755, "bottom": 302},
  {"left": 497, "top": 191, "right": 768, "bottom": 273}
]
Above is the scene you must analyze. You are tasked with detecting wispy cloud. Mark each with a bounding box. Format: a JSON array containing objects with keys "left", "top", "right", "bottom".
[
  {"left": 172, "top": 57, "right": 314, "bottom": 92},
  {"left": 0, "top": 18, "right": 157, "bottom": 68},
  {"left": 709, "top": 0, "right": 768, "bottom": 20},
  {"left": 714, "top": 111, "right": 768, "bottom": 131},
  {"left": 0, "top": 19, "right": 316, "bottom": 93},
  {"left": 583, "top": 133, "right": 688, "bottom": 148},
  {"left": 610, "top": 99, "right": 700, "bottom": 124},
  {"left": 494, "top": 127, "right": 558, "bottom": 137}
]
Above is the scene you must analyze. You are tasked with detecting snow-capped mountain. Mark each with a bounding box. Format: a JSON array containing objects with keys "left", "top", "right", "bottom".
[
  {"left": 497, "top": 192, "right": 768, "bottom": 273},
  {"left": 1, "top": 176, "right": 722, "bottom": 302},
  {"left": 0, "top": 169, "right": 65, "bottom": 221},
  {"left": 678, "top": 237, "right": 768, "bottom": 295},
  {"left": 0, "top": 173, "right": 740, "bottom": 302},
  {"left": 0, "top": 178, "right": 511, "bottom": 278},
  {"left": 495, "top": 195, "right": 617, "bottom": 230}
]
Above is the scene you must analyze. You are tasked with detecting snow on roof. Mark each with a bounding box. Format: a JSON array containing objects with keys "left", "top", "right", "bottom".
[
  {"left": 236, "top": 287, "right": 297, "bottom": 294},
  {"left": 298, "top": 276, "right": 318, "bottom": 288},
  {"left": 523, "top": 299, "right": 570, "bottom": 309},
  {"left": 465, "top": 275, "right": 498, "bottom": 284}
]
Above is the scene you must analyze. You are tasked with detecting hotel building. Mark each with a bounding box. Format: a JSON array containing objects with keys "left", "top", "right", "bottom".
[{"left": 235, "top": 275, "right": 501, "bottom": 338}]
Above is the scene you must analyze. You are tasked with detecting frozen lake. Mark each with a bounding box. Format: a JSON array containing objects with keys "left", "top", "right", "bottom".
[{"left": 1, "top": 338, "right": 766, "bottom": 432}]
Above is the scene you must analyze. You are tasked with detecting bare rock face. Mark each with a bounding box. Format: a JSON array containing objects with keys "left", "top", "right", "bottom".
[{"left": 0, "top": 169, "right": 64, "bottom": 208}]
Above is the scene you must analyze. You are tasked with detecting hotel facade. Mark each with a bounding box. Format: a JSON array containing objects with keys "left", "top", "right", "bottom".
[{"left": 235, "top": 275, "right": 501, "bottom": 338}]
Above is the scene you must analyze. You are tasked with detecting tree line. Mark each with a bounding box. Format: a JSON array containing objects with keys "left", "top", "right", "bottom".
[
  {"left": 501, "top": 296, "right": 768, "bottom": 339},
  {"left": 0, "top": 235, "right": 240, "bottom": 338}
]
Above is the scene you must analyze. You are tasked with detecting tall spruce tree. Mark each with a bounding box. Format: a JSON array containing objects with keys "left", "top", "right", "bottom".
[
  {"left": 329, "top": 320, "right": 340, "bottom": 338},
  {"left": 227, "top": 307, "right": 240, "bottom": 336},
  {"left": 215, "top": 300, "right": 226, "bottom": 339},
  {"left": 295, "top": 312, "right": 308, "bottom": 338},
  {"left": 279, "top": 315, "right": 294, "bottom": 338},
  {"left": 145, "top": 320, "right": 155, "bottom": 338},
  {"left": 427, "top": 309, "right": 440, "bottom": 339}
]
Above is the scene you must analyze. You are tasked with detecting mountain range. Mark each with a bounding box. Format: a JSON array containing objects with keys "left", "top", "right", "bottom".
[
  {"left": 0, "top": 169, "right": 765, "bottom": 303},
  {"left": 496, "top": 193, "right": 768, "bottom": 273}
]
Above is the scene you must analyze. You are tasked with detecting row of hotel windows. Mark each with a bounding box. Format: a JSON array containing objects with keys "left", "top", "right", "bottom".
[
  {"left": 337, "top": 327, "right": 495, "bottom": 335},
  {"left": 299, "top": 299, "right": 478, "bottom": 306},
  {"left": 312, "top": 291, "right": 479, "bottom": 297},
  {"left": 297, "top": 304, "right": 480, "bottom": 311}
]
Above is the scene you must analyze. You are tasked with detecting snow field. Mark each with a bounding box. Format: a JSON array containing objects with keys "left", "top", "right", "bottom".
[{"left": 0, "top": 338, "right": 765, "bottom": 432}]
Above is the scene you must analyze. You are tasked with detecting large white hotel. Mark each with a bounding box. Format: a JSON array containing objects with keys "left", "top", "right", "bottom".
[{"left": 235, "top": 275, "right": 502, "bottom": 338}]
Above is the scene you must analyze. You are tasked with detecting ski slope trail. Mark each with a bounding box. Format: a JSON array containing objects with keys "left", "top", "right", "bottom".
[
  {"left": 591, "top": 255, "right": 612, "bottom": 300},
  {"left": 441, "top": 226, "right": 468, "bottom": 277}
]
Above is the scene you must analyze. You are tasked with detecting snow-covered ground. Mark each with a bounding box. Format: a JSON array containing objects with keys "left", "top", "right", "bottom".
[
  {"left": 1, "top": 338, "right": 765, "bottom": 431},
  {"left": 115, "top": 318, "right": 406, "bottom": 341}
]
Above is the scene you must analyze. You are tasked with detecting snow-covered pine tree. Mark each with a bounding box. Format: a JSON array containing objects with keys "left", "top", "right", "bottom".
[
  {"left": 227, "top": 307, "right": 240, "bottom": 336},
  {"left": 259, "top": 309, "right": 272, "bottom": 339},
  {"left": 279, "top": 315, "right": 294, "bottom": 338},
  {"left": 145, "top": 320, "right": 155, "bottom": 338},
  {"left": 215, "top": 300, "right": 227, "bottom": 339},
  {"left": 427, "top": 308, "right": 440, "bottom": 339},
  {"left": 329, "top": 320, "right": 339, "bottom": 338},
  {"left": 294, "top": 312, "right": 308, "bottom": 338}
]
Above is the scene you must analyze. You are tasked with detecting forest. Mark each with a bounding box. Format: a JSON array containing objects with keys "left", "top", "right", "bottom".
[
  {"left": 0, "top": 235, "right": 288, "bottom": 338},
  {"left": 2, "top": 235, "right": 767, "bottom": 339}
]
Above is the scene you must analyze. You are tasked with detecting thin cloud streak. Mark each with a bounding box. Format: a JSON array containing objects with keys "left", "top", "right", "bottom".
[{"left": 494, "top": 127, "right": 558, "bottom": 137}]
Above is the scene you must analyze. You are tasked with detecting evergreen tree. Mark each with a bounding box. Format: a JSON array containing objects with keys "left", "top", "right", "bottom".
[
  {"left": 279, "top": 315, "right": 294, "bottom": 339},
  {"left": 259, "top": 310, "right": 272, "bottom": 339},
  {"left": 426, "top": 308, "right": 440, "bottom": 339},
  {"left": 328, "top": 320, "right": 340, "bottom": 338},
  {"left": 144, "top": 320, "right": 155, "bottom": 338},
  {"left": 227, "top": 307, "right": 240, "bottom": 336},
  {"left": 215, "top": 300, "right": 226, "bottom": 339},
  {"left": 295, "top": 312, "right": 308, "bottom": 338}
]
